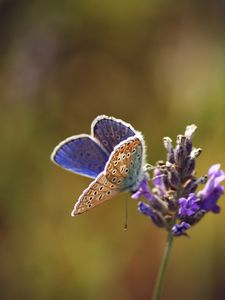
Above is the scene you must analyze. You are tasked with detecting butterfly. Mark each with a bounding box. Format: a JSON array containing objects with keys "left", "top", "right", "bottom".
[{"left": 51, "top": 115, "right": 147, "bottom": 216}]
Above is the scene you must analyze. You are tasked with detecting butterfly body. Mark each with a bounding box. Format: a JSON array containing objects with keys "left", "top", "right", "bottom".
[{"left": 51, "top": 115, "right": 147, "bottom": 216}]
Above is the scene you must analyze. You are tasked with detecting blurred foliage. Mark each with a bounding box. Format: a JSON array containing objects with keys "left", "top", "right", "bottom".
[{"left": 1, "top": 0, "right": 225, "bottom": 299}]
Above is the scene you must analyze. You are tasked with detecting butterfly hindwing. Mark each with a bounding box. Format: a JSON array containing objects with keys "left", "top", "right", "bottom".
[
  {"left": 92, "top": 115, "right": 136, "bottom": 154},
  {"left": 71, "top": 135, "right": 145, "bottom": 215},
  {"left": 51, "top": 135, "right": 109, "bottom": 178},
  {"left": 71, "top": 173, "right": 120, "bottom": 215}
]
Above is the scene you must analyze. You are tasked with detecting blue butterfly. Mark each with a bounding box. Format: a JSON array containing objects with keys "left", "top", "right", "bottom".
[{"left": 51, "top": 115, "right": 147, "bottom": 216}]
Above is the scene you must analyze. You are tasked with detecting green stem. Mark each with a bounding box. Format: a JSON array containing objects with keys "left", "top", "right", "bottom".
[{"left": 151, "top": 232, "right": 174, "bottom": 300}]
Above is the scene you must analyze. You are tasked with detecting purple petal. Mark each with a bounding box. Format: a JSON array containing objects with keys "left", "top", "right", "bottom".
[
  {"left": 172, "top": 222, "right": 191, "bottom": 236},
  {"left": 132, "top": 179, "right": 155, "bottom": 202},
  {"left": 138, "top": 201, "right": 154, "bottom": 217},
  {"left": 198, "top": 164, "right": 225, "bottom": 213},
  {"left": 138, "top": 202, "right": 166, "bottom": 227},
  {"left": 178, "top": 193, "right": 200, "bottom": 217},
  {"left": 208, "top": 164, "right": 221, "bottom": 176},
  {"left": 200, "top": 186, "right": 224, "bottom": 213},
  {"left": 153, "top": 168, "right": 166, "bottom": 196}
]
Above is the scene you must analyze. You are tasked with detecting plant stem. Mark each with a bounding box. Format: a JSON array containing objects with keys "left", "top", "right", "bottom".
[{"left": 151, "top": 232, "right": 174, "bottom": 300}]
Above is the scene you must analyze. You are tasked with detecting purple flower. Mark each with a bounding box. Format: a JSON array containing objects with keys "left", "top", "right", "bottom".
[
  {"left": 132, "top": 179, "right": 155, "bottom": 202},
  {"left": 178, "top": 193, "right": 200, "bottom": 217},
  {"left": 138, "top": 201, "right": 153, "bottom": 217},
  {"left": 153, "top": 167, "right": 167, "bottom": 196},
  {"left": 171, "top": 222, "right": 191, "bottom": 236},
  {"left": 138, "top": 202, "right": 166, "bottom": 227},
  {"left": 198, "top": 164, "right": 225, "bottom": 213}
]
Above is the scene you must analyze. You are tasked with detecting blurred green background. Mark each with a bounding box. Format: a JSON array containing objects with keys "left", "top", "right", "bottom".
[{"left": 1, "top": 0, "right": 225, "bottom": 299}]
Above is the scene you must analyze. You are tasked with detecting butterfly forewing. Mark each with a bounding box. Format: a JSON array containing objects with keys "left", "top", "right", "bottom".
[
  {"left": 109, "top": 137, "right": 144, "bottom": 191},
  {"left": 71, "top": 136, "right": 145, "bottom": 215},
  {"left": 71, "top": 173, "right": 120, "bottom": 215}
]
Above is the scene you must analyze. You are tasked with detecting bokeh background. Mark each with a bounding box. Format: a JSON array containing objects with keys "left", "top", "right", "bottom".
[{"left": 1, "top": 0, "right": 225, "bottom": 299}]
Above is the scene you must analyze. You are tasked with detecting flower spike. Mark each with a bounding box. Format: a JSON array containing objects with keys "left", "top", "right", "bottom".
[{"left": 133, "top": 125, "right": 225, "bottom": 236}]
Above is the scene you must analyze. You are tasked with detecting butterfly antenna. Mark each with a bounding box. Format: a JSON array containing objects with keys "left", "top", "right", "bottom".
[{"left": 124, "top": 196, "right": 128, "bottom": 231}]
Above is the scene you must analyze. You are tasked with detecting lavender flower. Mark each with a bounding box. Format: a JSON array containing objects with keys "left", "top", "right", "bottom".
[
  {"left": 132, "top": 178, "right": 155, "bottom": 202},
  {"left": 133, "top": 125, "right": 225, "bottom": 236},
  {"left": 178, "top": 194, "right": 200, "bottom": 217},
  {"left": 198, "top": 164, "right": 225, "bottom": 213},
  {"left": 171, "top": 222, "right": 191, "bottom": 236}
]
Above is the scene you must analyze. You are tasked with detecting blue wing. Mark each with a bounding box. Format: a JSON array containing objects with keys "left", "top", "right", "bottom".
[
  {"left": 51, "top": 135, "right": 109, "bottom": 178},
  {"left": 92, "top": 115, "right": 136, "bottom": 155}
]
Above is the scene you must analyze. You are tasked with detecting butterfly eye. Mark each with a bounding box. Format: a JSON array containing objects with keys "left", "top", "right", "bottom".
[
  {"left": 125, "top": 168, "right": 129, "bottom": 173},
  {"left": 122, "top": 154, "right": 126, "bottom": 159},
  {"left": 110, "top": 184, "right": 115, "bottom": 188},
  {"left": 107, "top": 191, "right": 111, "bottom": 195},
  {"left": 132, "top": 149, "right": 136, "bottom": 153},
  {"left": 112, "top": 170, "right": 117, "bottom": 175},
  {"left": 112, "top": 177, "right": 117, "bottom": 182},
  {"left": 117, "top": 179, "right": 121, "bottom": 184},
  {"left": 98, "top": 195, "right": 103, "bottom": 200},
  {"left": 88, "top": 204, "right": 92, "bottom": 208},
  {"left": 114, "top": 161, "right": 118, "bottom": 166},
  {"left": 99, "top": 186, "right": 104, "bottom": 191},
  {"left": 93, "top": 191, "right": 98, "bottom": 195},
  {"left": 127, "top": 153, "right": 130, "bottom": 158}
]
